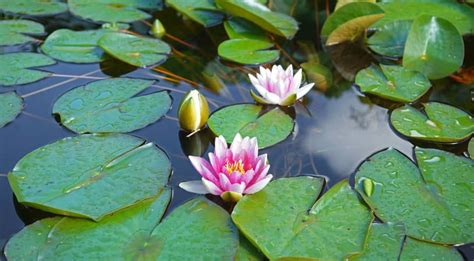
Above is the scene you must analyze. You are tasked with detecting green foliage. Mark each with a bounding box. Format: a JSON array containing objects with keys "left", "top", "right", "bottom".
[
  {"left": 367, "top": 20, "right": 411, "bottom": 57},
  {"left": 0, "top": 92, "right": 23, "bottom": 128},
  {"left": 166, "top": 0, "right": 224, "bottom": 27},
  {"left": 0, "top": 20, "right": 44, "bottom": 46},
  {"left": 218, "top": 39, "right": 279, "bottom": 65},
  {"left": 0, "top": 0, "right": 67, "bottom": 16},
  {"left": 0, "top": 53, "right": 55, "bottom": 86}
]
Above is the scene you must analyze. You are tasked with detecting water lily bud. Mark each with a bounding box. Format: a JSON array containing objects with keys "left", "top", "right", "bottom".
[
  {"left": 151, "top": 19, "right": 166, "bottom": 38},
  {"left": 178, "top": 90, "right": 209, "bottom": 132}
]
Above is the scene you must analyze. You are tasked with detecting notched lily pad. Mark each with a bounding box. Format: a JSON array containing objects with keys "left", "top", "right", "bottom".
[
  {"left": 355, "top": 147, "right": 474, "bottom": 244},
  {"left": 208, "top": 104, "right": 294, "bottom": 149},
  {"left": 0, "top": 0, "right": 67, "bottom": 16},
  {"left": 0, "top": 92, "right": 23, "bottom": 128},
  {"left": 0, "top": 20, "right": 44, "bottom": 46},
  {"left": 390, "top": 102, "right": 474, "bottom": 143},
  {"left": 355, "top": 64, "right": 431, "bottom": 103},
  {"left": 53, "top": 78, "right": 171, "bottom": 133},
  {"left": 8, "top": 133, "right": 172, "bottom": 221},
  {"left": 0, "top": 52, "right": 55, "bottom": 87},
  {"left": 224, "top": 17, "right": 269, "bottom": 42},
  {"left": 218, "top": 39, "right": 279, "bottom": 65},
  {"left": 367, "top": 20, "right": 411, "bottom": 57},
  {"left": 166, "top": 0, "right": 224, "bottom": 27}
]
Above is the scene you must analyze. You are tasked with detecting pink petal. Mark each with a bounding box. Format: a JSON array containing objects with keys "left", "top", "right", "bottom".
[
  {"left": 214, "top": 135, "right": 228, "bottom": 159},
  {"left": 229, "top": 182, "right": 246, "bottom": 194},
  {"left": 244, "top": 174, "right": 273, "bottom": 194},
  {"left": 202, "top": 178, "right": 223, "bottom": 195},
  {"left": 189, "top": 156, "right": 218, "bottom": 183},
  {"left": 179, "top": 180, "right": 209, "bottom": 194},
  {"left": 219, "top": 173, "right": 231, "bottom": 191}
]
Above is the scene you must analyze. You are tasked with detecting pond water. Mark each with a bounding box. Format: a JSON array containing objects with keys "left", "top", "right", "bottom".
[{"left": 1, "top": 2, "right": 474, "bottom": 260}]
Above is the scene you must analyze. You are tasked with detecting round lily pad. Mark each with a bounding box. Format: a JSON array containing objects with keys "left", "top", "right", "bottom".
[
  {"left": 207, "top": 104, "right": 294, "bottom": 149},
  {"left": 98, "top": 32, "right": 171, "bottom": 67},
  {"left": 8, "top": 133, "right": 172, "bottom": 221},
  {"left": 0, "top": 52, "right": 55, "bottom": 87},
  {"left": 166, "top": 0, "right": 224, "bottom": 27},
  {"left": 0, "top": 0, "right": 67, "bottom": 16},
  {"left": 355, "top": 64, "right": 431, "bottom": 103},
  {"left": 355, "top": 147, "right": 474, "bottom": 244},
  {"left": 367, "top": 20, "right": 412, "bottom": 57},
  {"left": 41, "top": 29, "right": 107, "bottom": 63},
  {"left": 400, "top": 238, "right": 463, "bottom": 261},
  {"left": 218, "top": 39, "right": 279, "bottom": 65},
  {"left": 233, "top": 177, "right": 373, "bottom": 260},
  {"left": 224, "top": 17, "right": 269, "bottom": 42},
  {"left": 0, "top": 92, "right": 23, "bottom": 128},
  {"left": 403, "top": 15, "right": 464, "bottom": 80},
  {"left": 0, "top": 20, "right": 44, "bottom": 46},
  {"left": 390, "top": 102, "right": 474, "bottom": 143},
  {"left": 53, "top": 78, "right": 171, "bottom": 133}
]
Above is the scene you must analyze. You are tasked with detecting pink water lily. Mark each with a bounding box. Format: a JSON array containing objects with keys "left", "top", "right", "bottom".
[
  {"left": 249, "top": 65, "right": 314, "bottom": 106},
  {"left": 179, "top": 134, "right": 273, "bottom": 202}
]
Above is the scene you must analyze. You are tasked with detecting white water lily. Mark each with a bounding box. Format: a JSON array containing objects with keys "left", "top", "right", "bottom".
[{"left": 249, "top": 65, "right": 314, "bottom": 106}]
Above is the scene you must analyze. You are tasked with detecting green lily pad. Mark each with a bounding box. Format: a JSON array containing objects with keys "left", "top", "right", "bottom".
[
  {"left": 403, "top": 15, "right": 464, "bottom": 80},
  {"left": 53, "top": 78, "right": 171, "bottom": 133},
  {"left": 8, "top": 133, "right": 172, "bottom": 221},
  {"left": 349, "top": 223, "right": 405, "bottom": 261},
  {"left": 208, "top": 104, "right": 294, "bottom": 149},
  {"left": 0, "top": 52, "right": 55, "bottom": 87},
  {"left": 218, "top": 39, "right": 279, "bottom": 65},
  {"left": 0, "top": 0, "right": 67, "bottom": 16},
  {"left": 233, "top": 177, "right": 373, "bottom": 260},
  {"left": 355, "top": 147, "right": 474, "bottom": 244},
  {"left": 0, "top": 20, "right": 44, "bottom": 46},
  {"left": 98, "top": 32, "right": 171, "bottom": 67},
  {"left": 236, "top": 235, "right": 264, "bottom": 261},
  {"left": 390, "top": 102, "right": 474, "bottom": 143},
  {"left": 367, "top": 20, "right": 411, "bottom": 57},
  {"left": 215, "top": 0, "right": 298, "bottom": 39},
  {"left": 0, "top": 92, "right": 23, "bottom": 128},
  {"left": 469, "top": 138, "right": 474, "bottom": 160},
  {"left": 400, "top": 238, "right": 463, "bottom": 261},
  {"left": 41, "top": 29, "right": 107, "bottom": 63},
  {"left": 335, "top": 0, "right": 376, "bottom": 10},
  {"left": 224, "top": 17, "right": 269, "bottom": 42},
  {"left": 355, "top": 64, "right": 431, "bottom": 103},
  {"left": 166, "top": 0, "right": 224, "bottom": 27},
  {"left": 68, "top": 0, "right": 160, "bottom": 23}
]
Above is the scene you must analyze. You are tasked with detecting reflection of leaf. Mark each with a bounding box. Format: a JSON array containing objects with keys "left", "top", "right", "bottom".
[
  {"left": 0, "top": 92, "right": 23, "bottom": 128},
  {"left": 390, "top": 102, "right": 474, "bottom": 143},
  {"left": 0, "top": 0, "right": 67, "bottom": 16},
  {"left": 218, "top": 39, "right": 279, "bottom": 65},
  {"left": 0, "top": 20, "right": 44, "bottom": 46},
  {"left": 166, "top": 0, "right": 224, "bottom": 27},
  {"left": 208, "top": 104, "right": 294, "bottom": 149},
  {"left": 53, "top": 78, "right": 172, "bottom": 133},
  {"left": 367, "top": 20, "right": 411, "bottom": 57},
  {"left": 0, "top": 53, "right": 55, "bottom": 87},
  {"left": 301, "top": 61, "right": 333, "bottom": 91},
  {"left": 355, "top": 147, "right": 474, "bottom": 244},
  {"left": 8, "top": 134, "right": 172, "bottom": 221},
  {"left": 233, "top": 177, "right": 373, "bottom": 260}
]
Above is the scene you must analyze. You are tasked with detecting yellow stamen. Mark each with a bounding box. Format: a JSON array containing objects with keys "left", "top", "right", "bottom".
[{"left": 224, "top": 160, "right": 246, "bottom": 175}]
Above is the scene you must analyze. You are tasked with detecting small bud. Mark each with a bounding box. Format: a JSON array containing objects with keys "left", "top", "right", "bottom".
[
  {"left": 362, "top": 178, "right": 375, "bottom": 197},
  {"left": 151, "top": 19, "right": 166, "bottom": 38},
  {"left": 178, "top": 90, "right": 209, "bottom": 132},
  {"left": 220, "top": 191, "right": 242, "bottom": 202}
]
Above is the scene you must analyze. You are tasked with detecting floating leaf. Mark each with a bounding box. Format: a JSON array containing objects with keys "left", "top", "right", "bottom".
[
  {"left": 0, "top": 52, "right": 55, "bottom": 87},
  {"left": 355, "top": 147, "right": 474, "bottom": 244},
  {"left": 403, "top": 15, "right": 464, "bottom": 80},
  {"left": 400, "top": 238, "right": 463, "bottom": 261},
  {"left": 301, "top": 61, "right": 333, "bottom": 91},
  {"left": 232, "top": 177, "right": 373, "bottom": 260},
  {"left": 5, "top": 194, "right": 239, "bottom": 260},
  {"left": 41, "top": 29, "right": 107, "bottom": 63},
  {"left": 215, "top": 0, "right": 298, "bottom": 39},
  {"left": 390, "top": 102, "right": 474, "bottom": 143},
  {"left": 0, "top": 92, "right": 23, "bottom": 128},
  {"left": 469, "top": 138, "right": 474, "bottom": 160},
  {"left": 8, "top": 134, "right": 172, "bottom": 221},
  {"left": 98, "top": 32, "right": 171, "bottom": 67},
  {"left": 236, "top": 235, "right": 264, "bottom": 261},
  {"left": 53, "top": 78, "right": 171, "bottom": 133},
  {"left": 218, "top": 39, "right": 279, "bottom": 65},
  {"left": 335, "top": 0, "right": 376, "bottom": 10},
  {"left": 367, "top": 20, "right": 411, "bottom": 57},
  {"left": 355, "top": 64, "right": 431, "bottom": 103},
  {"left": 0, "top": 20, "right": 44, "bottom": 46},
  {"left": 208, "top": 104, "right": 294, "bottom": 149},
  {"left": 0, "top": 0, "right": 67, "bottom": 16},
  {"left": 68, "top": 0, "right": 160, "bottom": 23},
  {"left": 166, "top": 0, "right": 224, "bottom": 27},
  {"left": 224, "top": 17, "right": 269, "bottom": 41}
]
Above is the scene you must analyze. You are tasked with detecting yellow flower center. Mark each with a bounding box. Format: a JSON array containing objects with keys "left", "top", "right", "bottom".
[{"left": 224, "top": 160, "right": 246, "bottom": 175}]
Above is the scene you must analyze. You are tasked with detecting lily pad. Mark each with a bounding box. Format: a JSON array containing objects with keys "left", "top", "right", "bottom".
[
  {"left": 355, "top": 147, "right": 474, "bottom": 244},
  {"left": 403, "top": 15, "right": 464, "bottom": 80},
  {"left": 215, "top": 0, "right": 298, "bottom": 39},
  {"left": 207, "top": 104, "right": 294, "bottom": 149},
  {"left": 0, "top": 0, "right": 67, "bottom": 16},
  {"left": 0, "top": 52, "right": 55, "bottom": 87},
  {"left": 236, "top": 235, "right": 264, "bottom": 261},
  {"left": 8, "top": 133, "right": 172, "bottom": 221},
  {"left": 0, "top": 92, "right": 23, "bottom": 128},
  {"left": 0, "top": 20, "right": 44, "bottom": 46},
  {"left": 68, "top": 0, "right": 160, "bottom": 23},
  {"left": 224, "top": 17, "right": 269, "bottom": 42},
  {"left": 400, "top": 238, "right": 463, "bottom": 261},
  {"left": 469, "top": 138, "right": 474, "bottom": 160},
  {"left": 166, "top": 0, "right": 224, "bottom": 27},
  {"left": 41, "top": 29, "right": 107, "bottom": 63},
  {"left": 355, "top": 64, "right": 431, "bottom": 103},
  {"left": 98, "top": 32, "right": 171, "bottom": 67},
  {"left": 367, "top": 20, "right": 411, "bottom": 57},
  {"left": 232, "top": 177, "right": 373, "bottom": 260},
  {"left": 390, "top": 102, "right": 474, "bottom": 143},
  {"left": 218, "top": 39, "right": 279, "bottom": 65},
  {"left": 53, "top": 78, "right": 171, "bottom": 133},
  {"left": 5, "top": 193, "right": 240, "bottom": 260}
]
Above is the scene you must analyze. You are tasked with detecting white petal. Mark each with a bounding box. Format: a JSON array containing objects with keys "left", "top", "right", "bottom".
[
  {"left": 254, "top": 83, "right": 271, "bottom": 97},
  {"left": 248, "top": 74, "right": 260, "bottom": 88},
  {"left": 296, "top": 83, "right": 314, "bottom": 99},
  {"left": 179, "top": 180, "right": 209, "bottom": 194},
  {"left": 244, "top": 174, "right": 273, "bottom": 194},
  {"left": 263, "top": 91, "right": 282, "bottom": 104},
  {"left": 292, "top": 69, "right": 303, "bottom": 90},
  {"left": 202, "top": 178, "right": 223, "bottom": 195},
  {"left": 286, "top": 64, "right": 293, "bottom": 76},
  {"left": 229, "top": 182, "right": 246, "bottom": 194}
]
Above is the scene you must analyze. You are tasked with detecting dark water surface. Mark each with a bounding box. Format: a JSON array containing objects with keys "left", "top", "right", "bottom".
[{"left": 1, "top": 5, "right": 474, "bottom": 260}]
